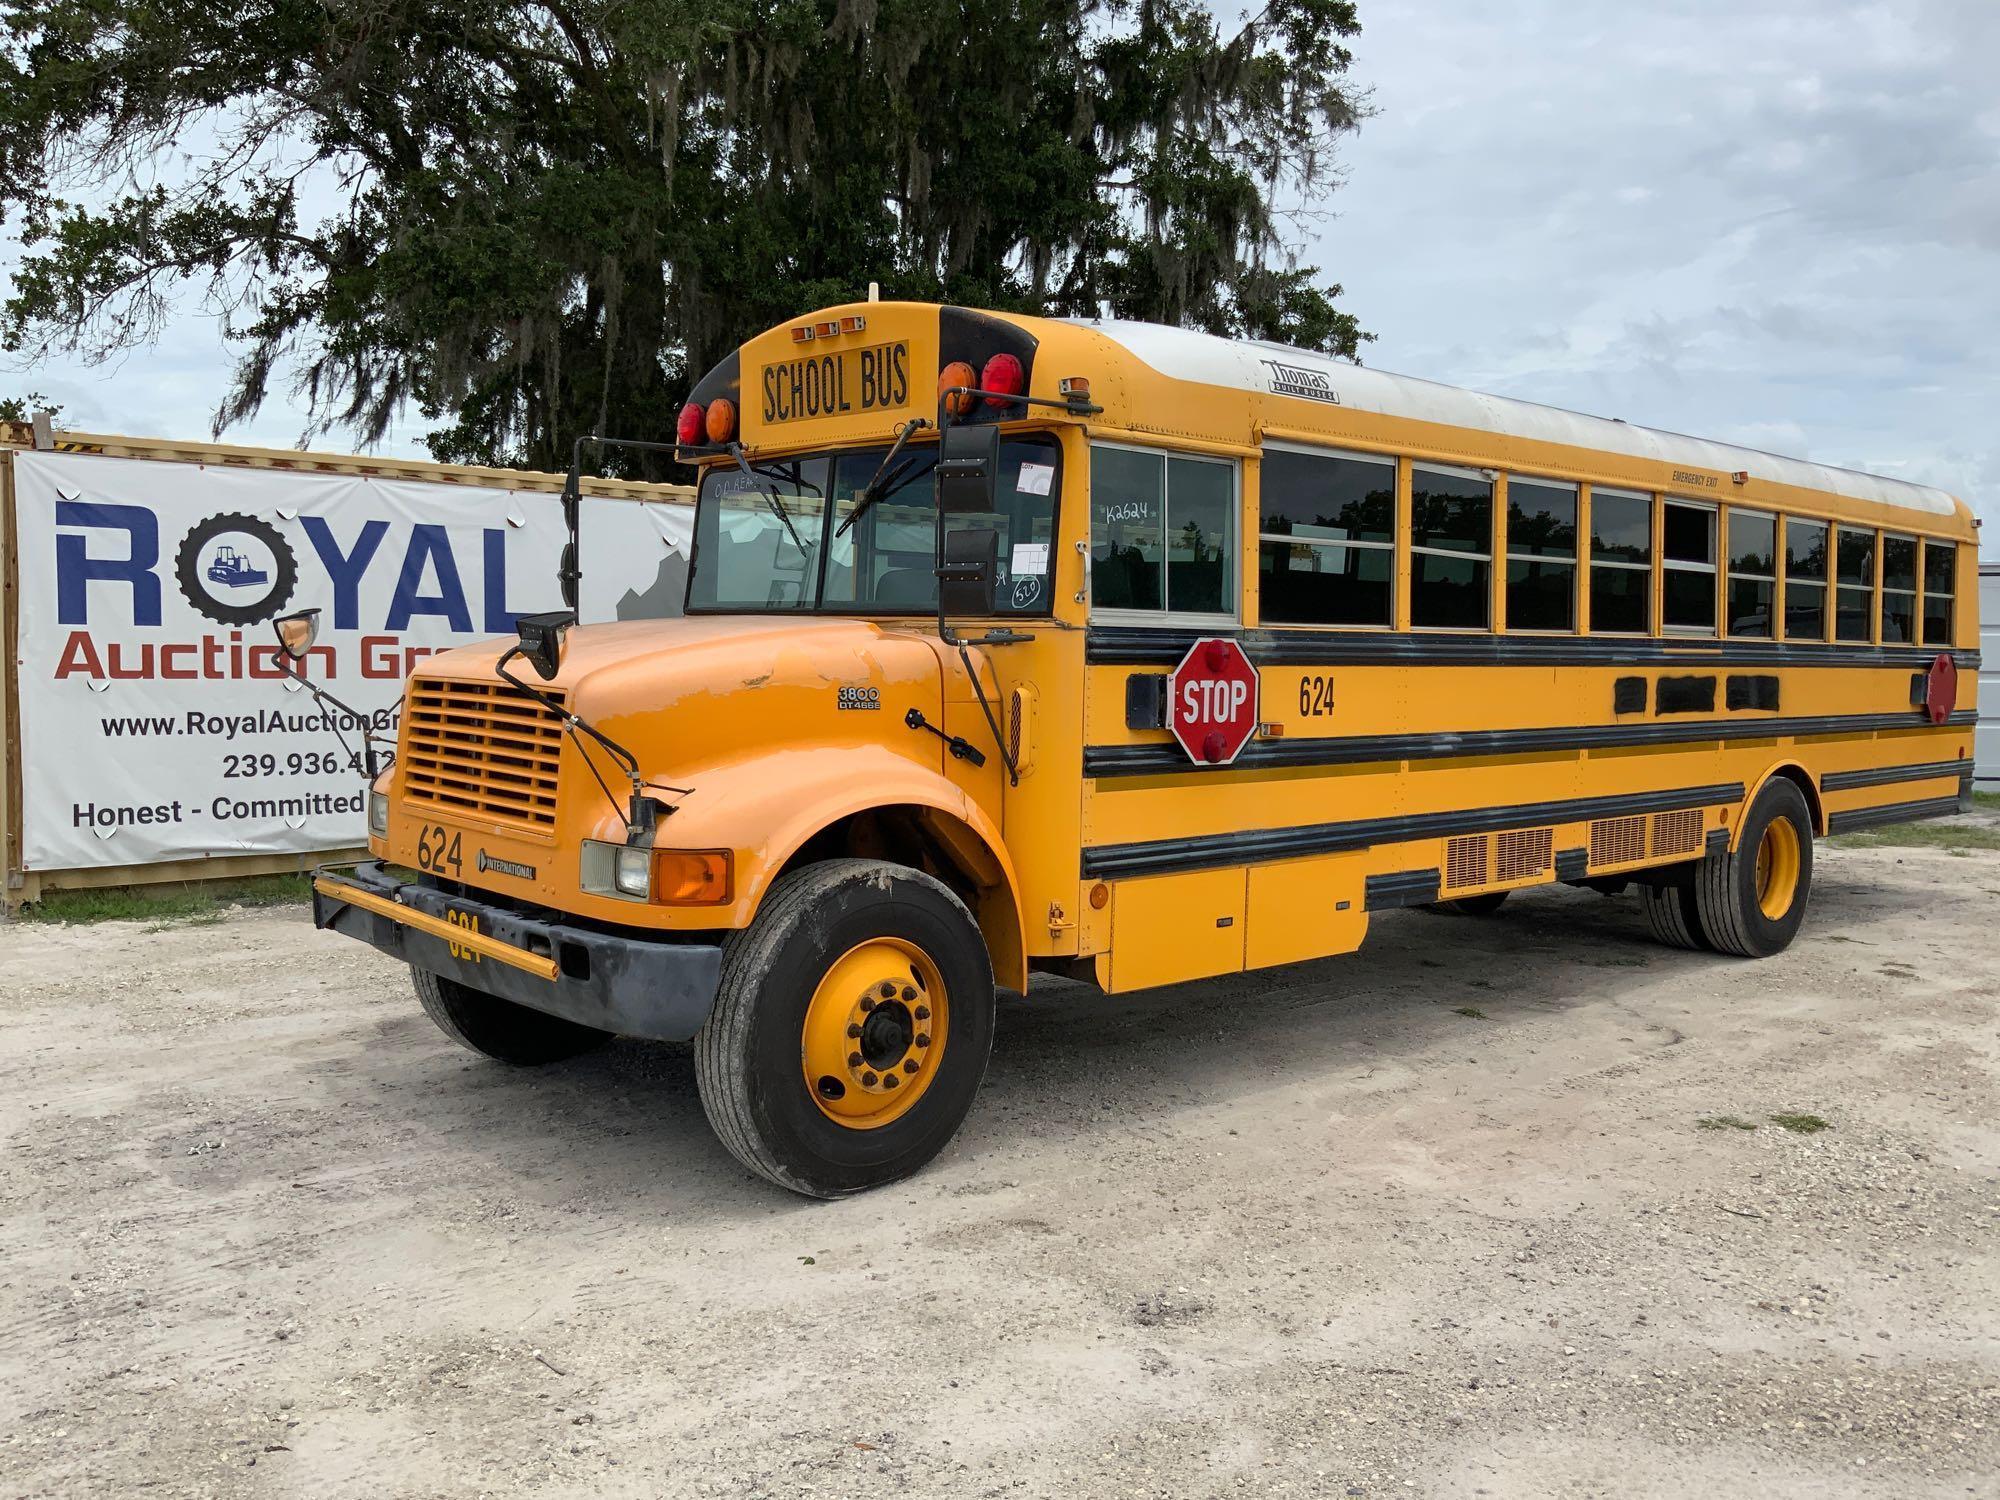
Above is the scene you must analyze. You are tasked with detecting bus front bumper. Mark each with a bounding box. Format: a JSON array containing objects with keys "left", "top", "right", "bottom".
[{"left": 312, "top": 862, "right": 723, "bottom": 1041}]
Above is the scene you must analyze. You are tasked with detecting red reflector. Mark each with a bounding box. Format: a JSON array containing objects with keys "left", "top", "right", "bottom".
[
  {"left": 939, "top": 361, "right": 977, "bottom": 418},
  {"left": 791, "top": 325, "right": 814, "bottom": 343},
  {"left": 816, "top": 320, "right": 840, "bottom": 338},
  {"left": 676, "top": 402, "right": 705, "bottom": 446},
  {"left": 705, "top": 397, "right": 737, "bottom": 444},
  {"left": 981, "top": 353, "right": 1025, "bottom": 407},
  {"left": 841, "top": 315, "right": 867, "bottom": 333}
]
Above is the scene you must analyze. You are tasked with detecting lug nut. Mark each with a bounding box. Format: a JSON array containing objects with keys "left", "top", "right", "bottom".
[
  {"left": 914, "top": 1005, "right": 931, "bottom": 1021},
  {"left": 879, "top": 981, "right": 897, "bottom": 999},
  {"left": 901, "top": 986, "right": 918, "bottom": 1002},
  {"left": 915, "top": 1033, "right": 931, "bottom": 1048},
  {"left": 860, "top": 998, "right": 875, "bottom": 1013},
  {"left": 883, "top": 1073, "right": 899, "bottom": 1088},
  {"left": 846, "top": 1023, "right": 862, "bottom": 1038},
  {"left": 862, "top": 1071, "right": 878, "bottom": 1087},
  {"left": 848, "top": 1051, "right": 863, "bottom": 1068},
  {"left": 902, "top": 1059, "right": 918, "bottom": 1074}
]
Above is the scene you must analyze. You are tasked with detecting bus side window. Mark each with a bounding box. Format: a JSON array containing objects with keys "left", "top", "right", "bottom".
[
  {"left": 1835, "top": 527, "right": 1875, "bottom": 642},
  {"left": 1257, "top": 447, "right": 1395, "bottom": 627},
  {"left": 1589, "top": 489, "right": 1651, "bottom": 634},
  {"left": 1090, "top": 444, "right": 1235, "bottom": 617},
  {"left": 1727, "top": 510, "right": 1776, "bottom": 638},
  {"left": 1921, "top": 539, "right": 1956, "bottom": 646},
  {"left": 1881, "top": 534, "right": 1918, "bottom": 643}
]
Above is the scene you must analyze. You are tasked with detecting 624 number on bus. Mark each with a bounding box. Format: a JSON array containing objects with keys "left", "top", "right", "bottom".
[
  {"left": 1298, "top": 674, "right": 1336, "bottom": 718},
  {"left": 415, "top": 823, "right": 463, "bottom": 875}
]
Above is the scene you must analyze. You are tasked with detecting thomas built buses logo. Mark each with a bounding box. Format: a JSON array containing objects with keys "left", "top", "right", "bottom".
[{"left": 1263, "top": 360, "right": 1341, "bottom": 405}]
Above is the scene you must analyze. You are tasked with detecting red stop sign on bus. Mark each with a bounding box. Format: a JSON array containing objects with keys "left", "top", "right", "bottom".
[{"left": 1168, "top": 637, "right": 1260, "bottom": 765}]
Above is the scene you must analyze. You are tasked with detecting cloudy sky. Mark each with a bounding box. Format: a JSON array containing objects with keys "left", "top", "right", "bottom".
[{"left": 9, "top": 0, "right": 1997, "bottom": 553}]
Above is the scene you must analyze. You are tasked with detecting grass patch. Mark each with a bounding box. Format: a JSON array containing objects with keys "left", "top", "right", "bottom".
[
  {"left": 1971, "top": 790, "right": 2000, "bottom": 812},
  {"left": 1698, "top": 1115, "right": 1758, "bottom": 1132},
  {"left": 20, "top": 874, "right": 312, "bottom": 926},
  {"left": 1830, "top": 822, "right": 2000, "bottom": 852},
  {"left": 1769, "top": 1113, "right": 1831, "bottom": 1134},
  {"left": 1452, "top": 1006, "right": 1488, "bottom": 1019}
]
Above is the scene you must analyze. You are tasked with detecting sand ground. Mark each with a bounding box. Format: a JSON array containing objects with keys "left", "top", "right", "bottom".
[{"left": 2, "top": 825, "right": 1995, "bottom": 1498}]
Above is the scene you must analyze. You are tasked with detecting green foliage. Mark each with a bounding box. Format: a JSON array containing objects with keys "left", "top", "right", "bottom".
[
  {"left": 0, "top": 391, "right": 61, "bottom": 422},
  {"left": 1696, "top": 1115, "right": 1757, "bottom": 1132},
  {"left": 1768, "top": 1113, "right": 1830, "bottom": 1135},
  {"left": 1831, "top": 821, "right": 2000, "bottom": 852},
  {"left": 0, "top": 0, "right": 1372, "bottom": 472},
  {"left": 21, "top": 875, "right": 311, "bottom": 924}
]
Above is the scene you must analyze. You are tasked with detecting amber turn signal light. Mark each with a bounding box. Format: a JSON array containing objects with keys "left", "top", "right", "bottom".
[
  {"left": 704, "top": 397, "right": 737, "bottom": 443},
  {"left": 652, "top": 849, "right": 733, "bottom": 905},
  {"left": 938, "top": 360, "right": 976, "bottom": 417}
]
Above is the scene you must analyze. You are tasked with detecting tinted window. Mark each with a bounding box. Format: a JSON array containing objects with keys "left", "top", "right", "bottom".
[
  {"left": 1410, "top": 469, "right": 1492, "bottom": 554},
  {"left": 1882, "top": 535, "right": 1917, "bottom": 593},
  {"left": 1730, "top": 512, "right": 1776, "bottom": 575},
  {"left": 1729, "top": 577, "right": 1775, "bottom": 639},
  {"left": 1663, "top": 504, "right": 1714, "bottom": 565},
  {"left": 1923, "top": 540, "right": 1956, "bottom": 645},
  {"left": 1260, "top": 539, "right": 1392, "bottom": 626},
  {"left": 1786, "top": 519, "right": 1828, "bottom": 581},
  {"left": 1663, "top": 566, "right": 1715, "bottom": 631},
  {"left": 1508, "top": 482, "right": 1577, "bottom": 557},
  {"left": 1507, "top": 559, "right": 1573, "bottom": 631},
  {"left": 1836, "top": 527, "right": 1873, "bottom": 585},
  {"left": 1591, "top": 566, "right": 1648, "bottom": 634},
  {"left": 1591, "top": 492, "right": 1651, "bottom": 563},
  {"left": 1261, "top": 450, "right": 1393, "bottom": 543}
]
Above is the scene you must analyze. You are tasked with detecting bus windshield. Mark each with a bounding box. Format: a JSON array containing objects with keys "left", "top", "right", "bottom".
[{"left": 688, "top": 434, "right": 1061, "bottom": 615}]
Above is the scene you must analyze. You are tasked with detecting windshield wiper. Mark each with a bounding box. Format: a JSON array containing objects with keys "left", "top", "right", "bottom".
[
  {"left": 836, "top": 418, "right": 932, "bottom": 538},
  {"left": 728, "top": 442, "right": 811, "bottom": 560}
]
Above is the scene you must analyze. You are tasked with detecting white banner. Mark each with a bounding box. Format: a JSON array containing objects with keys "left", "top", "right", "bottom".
[{"left": 12, "top": 450, "right": 693, "bottom": 871}]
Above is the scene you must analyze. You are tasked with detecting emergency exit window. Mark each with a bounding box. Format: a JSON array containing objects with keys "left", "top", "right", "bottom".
[{"left": 1090, "top": 444, "right": 1236, "bottom": 617}]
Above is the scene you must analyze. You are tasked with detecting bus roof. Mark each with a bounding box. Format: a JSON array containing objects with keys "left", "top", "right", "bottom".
[{"left": 1065, "top": 318, "right": 1960, "bottom": 519}]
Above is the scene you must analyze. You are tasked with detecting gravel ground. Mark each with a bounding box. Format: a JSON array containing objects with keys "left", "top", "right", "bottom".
[{"left": 1, "top": 825, "right": 1996, "bottom": 1498}]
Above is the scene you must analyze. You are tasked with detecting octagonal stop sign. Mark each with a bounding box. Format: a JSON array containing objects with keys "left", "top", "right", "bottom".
[{"left": 1168, "top": 637, "right": 1260, "bottom": 765}]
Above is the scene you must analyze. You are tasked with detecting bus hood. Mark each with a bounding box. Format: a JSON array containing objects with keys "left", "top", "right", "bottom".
[{"left": 403, "top": 614, "right": 951, "bottom": 783}]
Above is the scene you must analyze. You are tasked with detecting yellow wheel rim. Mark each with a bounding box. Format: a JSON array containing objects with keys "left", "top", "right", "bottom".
[
  {"left": 1754, "top": 817, "right": 1802, "bottom": 920},
  {"left": 800, "top": 938, "right": 948, "bottom": 1130}
]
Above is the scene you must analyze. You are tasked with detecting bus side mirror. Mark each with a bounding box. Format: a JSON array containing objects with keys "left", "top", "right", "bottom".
[
  {"left": 935, "top": 423, "right": 1000, "bottom": 514},
  {"left": 937, "top": 528, "right": 998, "bottom": 616},
  {"left": 273, "top": 608, "right": 321, "bottom": 661}
]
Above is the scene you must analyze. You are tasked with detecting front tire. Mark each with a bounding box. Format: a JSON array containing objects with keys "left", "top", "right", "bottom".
[
  {"left": 1693, "top": 779, "right": 1815, "bottom": 958},
  {"left": 412, "top": 967, "right": 612, "bottom": 1064},
  {"left": 695, "top": 859, "right": 996, "bottom": 1198}
]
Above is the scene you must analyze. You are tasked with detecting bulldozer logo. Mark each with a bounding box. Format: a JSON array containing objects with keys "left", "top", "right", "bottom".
[{"left": 174, "top": 512, "right": 299, "bottom": 626}]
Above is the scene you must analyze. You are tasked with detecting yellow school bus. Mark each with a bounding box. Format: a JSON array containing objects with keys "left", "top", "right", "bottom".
[{"left": 300, "top": 300, "right": 1980, "bottom": 1197}]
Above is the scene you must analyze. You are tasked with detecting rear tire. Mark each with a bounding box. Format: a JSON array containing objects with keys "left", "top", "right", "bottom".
[
  {"left": 1428, "top": 891, "right": 1510, "bottom": 916},
  {"left": 412, "top": 966, "right": 611, "bottom": 1065},
  {"left": 695, "top": 859, "right": 996, "bottom": 1198},
  {"left": 1693, "top": 779, "right": 1815, "bottom": 958},
  {"left": 1640, "top": 876, "right": 1711, "bottom": 951}
]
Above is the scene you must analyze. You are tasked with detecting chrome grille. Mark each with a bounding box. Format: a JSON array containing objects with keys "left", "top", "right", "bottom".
[{"left": 402, "top": 677, "right": 566, "bottom": 831}]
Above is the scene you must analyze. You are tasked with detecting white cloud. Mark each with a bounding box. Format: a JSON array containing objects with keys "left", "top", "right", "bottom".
[{"left": 1316, "top": 0, "right": 1999, "bottom": 552}]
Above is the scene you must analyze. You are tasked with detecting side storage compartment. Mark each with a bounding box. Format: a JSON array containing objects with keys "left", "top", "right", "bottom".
[{"left": 1102, "top": 867, "right": 1247, "bottom": 993}]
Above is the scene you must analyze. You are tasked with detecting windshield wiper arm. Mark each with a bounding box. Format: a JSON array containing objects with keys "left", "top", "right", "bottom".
[
  {"left": 728, "top": 442, "right": 811, "bottom": 560},
  {"left": 836, "top": 418, "right": 931, "bottom": 538}
]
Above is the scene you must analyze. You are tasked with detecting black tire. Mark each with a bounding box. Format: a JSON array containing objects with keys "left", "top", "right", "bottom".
[
  {"left": 1693, "top": 779, "right": 1815, "bottom": 958},
  {"left": 412, "top": 966, "right": 612, "bottom": 1064},
  {"left": 695, "top": 859, "right": 996, "bottom": 1198},
  {"left": 1640, "top": 875, "right": 1711, "bottom": 951},
  {"left": 1427, "top": 891, "right": 1510, "bottom": 916}
]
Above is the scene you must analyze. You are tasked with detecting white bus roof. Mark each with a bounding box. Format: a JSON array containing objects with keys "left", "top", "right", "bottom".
[{"left": 1071, "top": 319, "right": 1959, "bottom": 518}]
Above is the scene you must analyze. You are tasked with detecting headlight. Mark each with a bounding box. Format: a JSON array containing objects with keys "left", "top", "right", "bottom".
[
  {"left": 614, "top": 845, "right": 652, "bottom": 899},
  {"left": 367, "top": 791, "right": 389, "bottom": 837}
]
